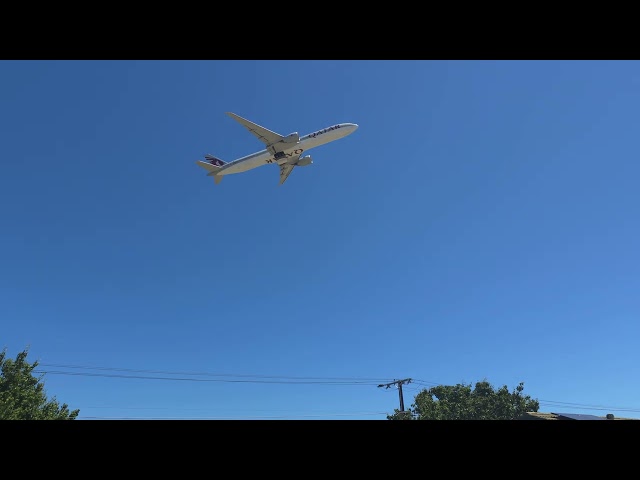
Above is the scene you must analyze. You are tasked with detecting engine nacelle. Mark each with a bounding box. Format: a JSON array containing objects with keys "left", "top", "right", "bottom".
[
  {"left": 283, "top": 132, "right": 300, "bottom": 144},
  {"left": 296, "top": 155, "right": 313, "bottom": 167}
]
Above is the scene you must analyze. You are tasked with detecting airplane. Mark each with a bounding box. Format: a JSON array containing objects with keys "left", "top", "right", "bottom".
[{"left": 195, "top": 112, "right": 358, "bottom": 185}]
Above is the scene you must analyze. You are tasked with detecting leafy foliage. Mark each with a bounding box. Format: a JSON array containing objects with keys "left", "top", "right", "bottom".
[
  {"left": 0, "top": 347, "right": 79, "bottom": 420},
  {"left": 387, "top": 380, "right": 539, "bottom": 420}
]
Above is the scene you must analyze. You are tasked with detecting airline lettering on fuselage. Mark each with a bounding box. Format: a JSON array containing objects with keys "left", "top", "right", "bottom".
[
  {"left": 265, "top": 148, "right": 304, "bottom": 164},
  {"left": 309, "top": 124, "right": 341, "bottom": 139}
]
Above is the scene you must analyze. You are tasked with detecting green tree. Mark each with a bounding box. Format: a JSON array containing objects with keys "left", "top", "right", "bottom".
[
  {"left": 0, "top": 347, "right": 79, "bottom": 420},
  {"left": 387, "top": 380, "right": 539, "bottom": 420}
]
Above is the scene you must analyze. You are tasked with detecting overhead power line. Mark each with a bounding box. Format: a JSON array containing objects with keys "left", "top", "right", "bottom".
[
  {"left": 382, "top": 380, "right": 640, "bottom": 416},
  {"left": 378, "top": 378, "right": 412, "bottom": 413},
  {"left": 539, "top": 400, "right": 640, "bottom": 414},
  {"left": 34, "top": 362, "right": 640, "bottom": 415},
  {"left": 34, "top": 370, "right": 383, "bottom": 385},
  {"left": 79, "top": 412, "right": 388, "bottom": 420},
  {"left": 37, "top": 363, "right": 394, "bottom": 383}
]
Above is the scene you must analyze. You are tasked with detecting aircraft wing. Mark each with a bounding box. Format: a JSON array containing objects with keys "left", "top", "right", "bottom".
[
  {"left": 279, "top": 163, "right": 296, "bottom": 185},
  {"left": 226, "top": 112, "right": 284, "bottom": 147},
  {"left": 277, "top": 151, "right": 303, "bottom": 185}
]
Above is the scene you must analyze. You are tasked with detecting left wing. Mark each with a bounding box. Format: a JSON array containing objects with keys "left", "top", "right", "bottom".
[
  {"left": 277, "top": 150, "right": 303, "bottom": 185},
  {"left": 226, "top": 112, "right": 284, "bottom": 147},
  {"left": 279, "top": 163, "right": 295, "bottom": 185}
]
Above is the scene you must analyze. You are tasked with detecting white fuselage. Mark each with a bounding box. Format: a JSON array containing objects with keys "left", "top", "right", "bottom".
[{"left": 217, "top": 123, "right": 358, "bottom": 176}]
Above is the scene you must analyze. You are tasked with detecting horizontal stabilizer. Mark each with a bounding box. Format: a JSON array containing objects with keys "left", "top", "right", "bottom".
[
  {"left": 196, "top": 160, "right": 220, "bottom": 173},
  {"left": 196, "top": 160, "right": 223, "bottom": 185}
]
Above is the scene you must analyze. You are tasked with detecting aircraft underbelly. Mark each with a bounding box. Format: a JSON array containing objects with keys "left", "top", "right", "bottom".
[{"left": 225, "top": 156, "right": 268, "bottom": 174}]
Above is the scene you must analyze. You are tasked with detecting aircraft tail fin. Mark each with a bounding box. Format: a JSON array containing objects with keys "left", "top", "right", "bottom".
[
  {"left": 204, "top": 154, "right": 226, "bottom": 167},
  {"left": 196, "top": 155, "right": 225, "bottom": 185}
]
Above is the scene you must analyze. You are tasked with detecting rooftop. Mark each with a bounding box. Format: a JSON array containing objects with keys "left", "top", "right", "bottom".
[{"left": 519, "top": 412, "right": 638, "bottom": 420}]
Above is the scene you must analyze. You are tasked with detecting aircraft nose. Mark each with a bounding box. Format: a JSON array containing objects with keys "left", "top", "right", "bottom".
[{"left": 345, "top": 123, "right": 358, "bottom": 134}]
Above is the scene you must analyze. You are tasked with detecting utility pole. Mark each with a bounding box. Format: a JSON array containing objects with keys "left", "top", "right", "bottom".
[{"left": 378, "top": 378, "right": 412, "bottom": 414}]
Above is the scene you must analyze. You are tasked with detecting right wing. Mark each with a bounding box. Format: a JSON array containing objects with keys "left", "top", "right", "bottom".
[{"left": 226, "top": 112, "right": 284, "bottom": 148}]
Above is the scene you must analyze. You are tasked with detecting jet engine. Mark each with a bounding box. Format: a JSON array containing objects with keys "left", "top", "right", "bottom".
[
  {"left": 296, "top": 155, "right": 313, "bottom": 167},
  {"left": 283, "top": 132, "right": 300, "bottom": 144}
]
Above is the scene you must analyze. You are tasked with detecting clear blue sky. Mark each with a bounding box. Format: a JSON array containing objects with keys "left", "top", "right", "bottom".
[{"left": 2, "top": 60, "right": 639, "bottom": 420}]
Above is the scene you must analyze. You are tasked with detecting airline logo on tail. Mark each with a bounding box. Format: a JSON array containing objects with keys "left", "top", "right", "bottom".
[{"left": 205, "top": 154, "right": 225, "bottom": 167}]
